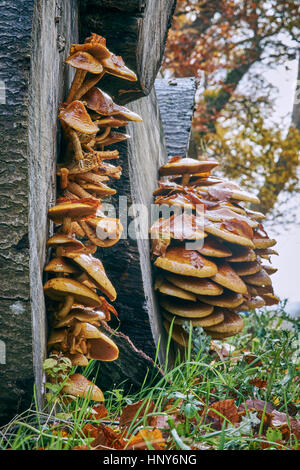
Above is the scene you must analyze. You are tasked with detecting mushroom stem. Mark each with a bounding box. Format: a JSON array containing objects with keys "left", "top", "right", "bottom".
[
  {"left": 62, "top": 216, "right": 72, "bottom": 234},
  {"left": 74, "top": 71, "right": 105, "bottom": 101},
  {"left": 181, "top": 174, "right": 190, "bottom": 186},
  {"left": 69, "top": 130, "right": 84, "bottom": 161},
  {"left": 95, "top": 126, "right": 111, "bottom": 143},
  {"left": 57, "top": 295, "right": 74, "bottom": 319},
  {"left": 65, "top": 70, "right": 87, "bottom": 104}
]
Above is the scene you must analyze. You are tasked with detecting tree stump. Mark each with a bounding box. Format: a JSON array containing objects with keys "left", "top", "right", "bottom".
[
  {"left": 79, "top": 0, "right": 177, "bottom": 103},
  {"left": 0, "top": 0, "right": 78, "bottom": 425}
]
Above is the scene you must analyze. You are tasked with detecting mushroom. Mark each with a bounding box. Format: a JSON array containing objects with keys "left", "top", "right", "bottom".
[
  {"left": 159, "top": 156, "right": 219, "bottom": 186},
  {"left": 163, "top": 320, "right": 189, "bottom": 348},
  {"left": 59, "top": 100, "right": 99, "bottom": 135},
  {"left": 44, "top": 277, "right": 102, "bottom": 319},
  {"left": 203, "top": 310, "right": 244, "bottom": 338},
  {"left": 211, "top": 262, "right": 248, "bottom": 294},
  {"left": 64, "top": 253, "right": 117, "bottom": 301},
  {"left": 82, "top": 87, "right": 142, "bottom": 122},
  {"left": 65, "top": 52, "right": 104, "bottom": 104},
  {"left": 162, "top": 309, "right": 225, "bottom": 328},
  {"left": 62, "top": 373, "right": 104, "bottom": 402},
  {"left": 154, "top": 246, "right": 218, "bottom": 278},
  {"left": 159, "top": 297, "right": 214, "bottom": 318},
  {"left": 154, "top": 275, "right": 197, "bottom": 302},
  {"left": 165, "top": 273, "right": 224, "bottom": 296}
]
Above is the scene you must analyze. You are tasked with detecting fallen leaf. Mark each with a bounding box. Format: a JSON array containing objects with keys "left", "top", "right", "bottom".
[
  {"left": 119, "top": 400, "right": 155, "bottom": 429},
  {"left": 91, "top": 424, "right": 126, "bottom": 450},
  {"left": 127, "top": 428, "right": 165, "bottom": 450},
  {"left": 207, "top": 399, "right": 239, "bottom": 428}
]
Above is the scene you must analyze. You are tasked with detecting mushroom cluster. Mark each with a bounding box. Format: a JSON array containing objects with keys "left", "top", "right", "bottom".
[
  {"left": 44, "top": 34, "right": 142, "bottom": 393},
  {"left": 150, "top": 156, "right": 279, "bottom": 348}
]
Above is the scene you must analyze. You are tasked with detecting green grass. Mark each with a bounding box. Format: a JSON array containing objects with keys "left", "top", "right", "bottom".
[{"left": 0, "top": 301, "right": 299, "bottom": 450}]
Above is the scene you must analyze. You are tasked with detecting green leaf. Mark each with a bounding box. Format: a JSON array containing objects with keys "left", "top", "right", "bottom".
[{"left": 266, "top": 427, "right": 282, "bottom": 442}]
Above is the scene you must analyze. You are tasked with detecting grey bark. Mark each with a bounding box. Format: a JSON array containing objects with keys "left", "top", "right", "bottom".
[
  {"left": 0, "top": 0, "right": 78, "bottom": 425},
  {"left": 79, "top": 0, "right": 177, "bottom": 104}
]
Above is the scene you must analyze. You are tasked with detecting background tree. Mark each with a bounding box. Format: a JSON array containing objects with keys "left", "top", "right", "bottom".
[{"left": 162, "top": 0, "right": 300, "bottom": 215}]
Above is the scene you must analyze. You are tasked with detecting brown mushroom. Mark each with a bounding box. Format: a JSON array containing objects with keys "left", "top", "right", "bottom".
[
  {"left": 154, "top": 246, "right": 218, "bottom": 278},
  {"left": 62, "top": 373, "right": 104, "bottom": 401}
]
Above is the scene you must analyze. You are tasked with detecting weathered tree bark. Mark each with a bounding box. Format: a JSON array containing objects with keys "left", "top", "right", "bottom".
[
  {"left": 0, "top": 0, "right": 78, "bottom": 425},
  {"left": 79, "top": 0, "right": 177, "bottom": 104},
  {"left": 155, "top": 78, "right": 197, "bottom": 157}
]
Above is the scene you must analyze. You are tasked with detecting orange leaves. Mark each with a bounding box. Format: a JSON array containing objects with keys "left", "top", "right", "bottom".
[
  {"left": 127, "top": 429, "right": 165, "bottom": 450},
  {"left": 207, "top": 399, "right": 239, "bottom": 427}
]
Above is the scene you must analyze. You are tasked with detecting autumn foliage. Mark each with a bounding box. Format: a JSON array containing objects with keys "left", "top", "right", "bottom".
[{"left": 162, "top": 0, "right": 300, "bottom": 214}]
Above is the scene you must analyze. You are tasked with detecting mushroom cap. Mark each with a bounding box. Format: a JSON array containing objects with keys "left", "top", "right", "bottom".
[
  {"left": 154, "top": 276, "right": 197, "bottom": 301},
  {"left": 235, "top": 296, "right": 266, "bottom": 311},
  {"left": 252, "top": 233, "right": 277, "bottom": 249},
  {"left": 154, "top": 246, "right": 218, "bottom": 278},
  {"left": 54, "top": 308, "right": 108, "bottom": 328},
  {"left": 83, "top": 87, "right": 115, "bottom": 115},
  {"left": 80, "top": 183, "right": 117, "bottom": 197},
  {"left": 159, "top": 297, "right": 214, "bottom": 318},
  {"left": 162, "top": 309, "right": 224, "bottom": 327},
  {"left": 80, "top": 322, "right": 104, "bottom": 339},
  {"left": 87, "top": 332, "right": 119, "bottom": 361},
  {"left": 204, "top": 220, "right": 254, "bottom": 248},
  {"left": 101, "top": 53, "right": 137, "bottom": 81},
  {"left": 163, "top": 320, "right": 189, "bottom": 348},
  {"left": 255, "top": 248, "right": 278, "bottom": 257},
  {"left": 242, "top": 268, "right": 272, "bottom": 287},
  {"left": 197, "top": 236, "right": 232, "bottom": 258},
  {"left": 211, "top": 262, "right": 248, "bottom": 294},
  {"left": 244, "top": 208, "right": 266, "bottom": 221},
  {"left": 66, "top": 51, "right": 104, "bottom": 74},
  {"left": 154, "top": 193, "right": 195, "bottom": 211},
  {"left": 206, "top": 182, "right": 260, "bottom": 204},
  {"left": 86, "top": 218, "right": 123, "bottom": 246},
  {"left": 151, "top": 214, "right": 206, "bottom": 242},
  {"left": 46, "top": 234, "right": 85, "bottom": 250},
  {"left": 262, "top": 265, "right": 277, "bottom": 275},
  {"left": 65, "top": 253, "right": 117, "bottom": 301},
  {"left": 97, "top": 132, "right": 130, "bottom": 146},
  {"left": 64, "top": 353, "right": 89, "bottom": 367},
  {"left": 48, "top": 200, "right": 98, "bottom": 224},
  {"left": 113, "top": 106, "right": 143, "bottom": 122},
  {"left": 59, "top": 101, "right": 99, "bottom": 134},
  {"left": 96, "top": 116, "right": 129, "bottom": 128},
  {"left": 261, "top": 293, "right": 280, "bottom": 306},
  {"left": 197, "top": 291, "right": 244, "bottom": 308},
  {"left": 62, "top": 373, "right": 104, "bottom": 401},
  {"left": 226, "top": 245, "right": 256, "bottom": 263},
  {"left": 44, "top": 257, "right": 80, "bottom": 274},
  {"left": 204, "top": 310, "right": 244, "bottom": 335},
  {"left": 159, "top": 157, "right": 219, "bottom": 176},
  {"left": 70, "top": 34, "right": 111, "bottom": 60},
  {"left": 165, "top": 272, "right": 223, "bottom": 296},
  {"left": 231, "top": 261, "right": 261, "bottom": 276},
  {"left": 83, "top": 87, "right": 142, "bottom": 120},
  {"left": 206, "top": 207, "right": 258, "bottom": 229},
  {"left": 44, "top": 278, "right": 102, "bottom": 307}
]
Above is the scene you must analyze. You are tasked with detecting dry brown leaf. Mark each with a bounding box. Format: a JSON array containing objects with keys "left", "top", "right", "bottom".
[
  {"left": 119, "top": 400, "right": 155, "bottom": 429},
  {"left": 91, "top": 424, "right": 126, "bottom": 450},
  {"left": 207, "top": 399, "right": 239, "bottom": 427}
]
